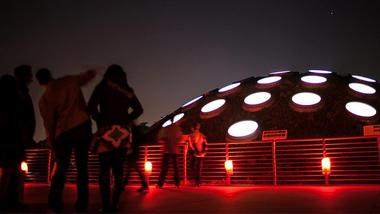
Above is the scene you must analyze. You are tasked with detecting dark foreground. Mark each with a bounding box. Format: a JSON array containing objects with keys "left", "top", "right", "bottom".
[{"left": 19, "top": 184, "right": 380, "bottom": 213}]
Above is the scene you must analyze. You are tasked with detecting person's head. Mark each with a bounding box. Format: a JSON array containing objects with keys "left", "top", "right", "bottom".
[
  {"left": 191, "top": 122, "right": 201, "bottom": 132},
  {"left": 35, "top": 68, "right": 53, "bottom": 86},
  {"left": 14, "top": 65, "right": 32, "bottom": 85},
  {"left": 103, "top": 64, "right": 128, "bottom": 87}
]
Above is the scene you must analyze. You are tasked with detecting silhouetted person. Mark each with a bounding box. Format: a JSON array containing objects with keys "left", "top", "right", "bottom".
[
  {"left": 88, "top": 64, "right": 143, "bottom": 213},
  {"left": 156, "top": 121, "right": 185, "bottom": 189},
  {"left": 124, "top": 123, "right": 149, "bottom": 192},
  {"left": 14, "top": 65, "right": 36, "bottom": 148},
  {"left": 36, "top": 68, "right": 96, "bottom": 213},
  {"left": 0, "top": 75, "right": 24, "bottom": 212},
  {"left": 188, "top": 122, "right": 208, "bottom": 186}
]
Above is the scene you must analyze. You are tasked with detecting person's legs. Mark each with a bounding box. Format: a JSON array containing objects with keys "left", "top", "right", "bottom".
[
  {"left": 110, "top": 149, "right": 126, "bottom": 211},
  {"left": 194, "top": 157, "right": 203, "bottom": 186},
  {"left": 99, "top": 153, "right": 112, "bottom": 211},
  {"left": 157, "top": 154, "right": 169, "bottom": 188},
  {"left": 171, "top": 154, "right": 180, "bottom": 187},
  {"left": 48, "top": 143, "right": 72, "bottom": 212},
  {"left": 0, "top": 167, "right": 11, "bottom": 212},
  {"left": 74, "top": 144, "right": 89, "bottom": 211}
]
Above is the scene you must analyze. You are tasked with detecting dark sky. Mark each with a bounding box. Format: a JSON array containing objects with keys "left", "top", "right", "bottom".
[{"left": 1, "top": 0, "right": 380, "bottom": 141}]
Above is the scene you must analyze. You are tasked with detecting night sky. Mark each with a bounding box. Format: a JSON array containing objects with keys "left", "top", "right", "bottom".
[{"left": 1, "top": 0, "right": 380, "bottom": 141}]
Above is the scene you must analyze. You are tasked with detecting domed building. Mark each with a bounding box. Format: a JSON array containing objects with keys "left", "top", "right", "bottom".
[
  {"left": 141, "top": 70, "right": 380, "bottom": 185},
  {"left": 146, "top": 70, "right": 380, "bottom": 142}
]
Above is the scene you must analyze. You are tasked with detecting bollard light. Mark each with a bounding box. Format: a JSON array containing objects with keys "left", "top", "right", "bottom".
[
  {"left": 224, "top": 160, "right": 233, "bottom": 175},
  {"left": 145, "top": 161, "right": 152, "bottom": 175},
  {"left": 321, "top": 157, "right": 331, "bottom": 175},
  {"left": 21, "top": 161, "right": 28, "bottom": 173}
]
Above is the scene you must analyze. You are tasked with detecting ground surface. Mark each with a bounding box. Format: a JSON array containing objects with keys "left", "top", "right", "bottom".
[{"left": 19, "top": 184, "right": 380, "bottom": 213}]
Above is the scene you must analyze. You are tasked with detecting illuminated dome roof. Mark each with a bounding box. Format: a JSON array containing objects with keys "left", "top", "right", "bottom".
[{"left": 145, "top": 71, "right": 380, "bottom": 143}]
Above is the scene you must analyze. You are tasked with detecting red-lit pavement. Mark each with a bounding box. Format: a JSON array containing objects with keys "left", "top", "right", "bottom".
[{"left": 22, "top": 184, "right": 380, "bottom": 213}]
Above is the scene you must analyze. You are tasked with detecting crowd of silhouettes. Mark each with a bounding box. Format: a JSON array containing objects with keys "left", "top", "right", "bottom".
[{"left": 0, "top": 64, "right": 208, "bottom": 213}]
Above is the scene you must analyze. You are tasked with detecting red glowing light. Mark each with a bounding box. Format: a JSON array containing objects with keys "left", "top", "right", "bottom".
[
  {"left": 225, "top": 160, "right": 233, "bottom": 175},
  {"left": 321, "top": 157, "right": 331, "bottom": 175},
  {"left": 145, "top": 161, "right": 152, "bottom": 175},
  {"left": 21, "top": 161, "right": 28, "bottom": 173}
]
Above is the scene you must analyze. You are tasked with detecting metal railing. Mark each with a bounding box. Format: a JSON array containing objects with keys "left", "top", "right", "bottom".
[{"left": 24, "top": 136, "right": 380, "bottom": 185}]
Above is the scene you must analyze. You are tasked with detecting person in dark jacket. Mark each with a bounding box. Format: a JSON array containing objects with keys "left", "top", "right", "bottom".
[
  {"left": 14, "top": 65, "right": 36, "bottom": 148},
  {"left": 88, "top": 64, "right": 143, "bottom": 213},
  {"left": 0, "top": 75, "right": 25, "bottom": 212}
]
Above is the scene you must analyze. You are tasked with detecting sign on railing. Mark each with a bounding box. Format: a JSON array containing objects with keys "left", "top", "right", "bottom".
[
  {"left": 262, "top": 130, "right": 288, "bottom": 140},
  {"left": 363, "top": 125, "right": 380, "bottom": 136}
]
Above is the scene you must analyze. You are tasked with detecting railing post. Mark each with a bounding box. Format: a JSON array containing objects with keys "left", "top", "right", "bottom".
[
  {"left": 47, "top": 150, "right": 52, "bottom": 184},
  {"left": 377, "top": 137, "right": 380, "bottom": 167},
  {"left": 144, "top": 146, "right": 150, "bottom": 186},
  {"left": 225, "top": 143, "right": 231, "bottom": 185},
  {"left": 322, "top": 139, "right": 329, "bottom": 185},
  {"left": 183, "top": 143, "right": 188, "bottom": 185},
  {"left": 272, "top": 140, "right": 277, "bottom": 186}
]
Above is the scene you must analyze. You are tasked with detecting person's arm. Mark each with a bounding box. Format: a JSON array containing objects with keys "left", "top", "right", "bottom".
[
  {"left": 39, "top": 96, "right": 57, "bottom": 147},
  {"left": 77, "top": 70, "right": 97, "bottom": 86},
  {"left": 129, "top": 95, "right": 144, "bottom": 120},
  {"left": 87, "top": 85, "right": 102, "bottom": 123}
]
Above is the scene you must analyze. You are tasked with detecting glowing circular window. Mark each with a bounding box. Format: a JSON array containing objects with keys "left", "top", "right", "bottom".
[
  {"left": 244, "top": 92, "right": 271, "bottom": 105},
  {"left": 301, "top": 75, "right": 327, "bottom": 84},
  {"left": 309, "top": 70, "right": 332, "bottom": 74},
  {"left": 345, "top": 102, "right": 376, "bottom": 118},
  {"left": 270, "top": 70, "right": 290, "bottom": 75},
  {"left": 352, "top": 75, "right": 376, "bottom": 83},
  {"left": 257, "top": 76, "right": 282, "bottom": 84},
  {"left": 173, "top": 113, "right": 185, "bottom": 123},
  {"left": 227, "top": 120, "right": 259, "bottom": 139},
  {"left": 182, "top": 95, "right": 203, "bottom": 108},
  {"left": 218, "top": 82, "right": 241, "bottom": 93},
  {"left": 162, "top": 119, "right": 172, "bottom": 128},
  {"left": 349, "top": 83, "right": 376, "bottom": 95},
  {"left": 292, "top": 92, "right": 321, "bottom": 106},
  {"left": 201, "top": 99, "right": 226, "bottom": 113}
]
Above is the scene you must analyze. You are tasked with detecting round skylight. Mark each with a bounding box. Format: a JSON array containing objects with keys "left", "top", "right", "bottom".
[
  {"left": 292, "top": 92, "right": 321, "bottom": 106},
  {"left": 257, "top": 76, "right": 282, "bottom": 84},
  {"left": 182, "top": 95, "right": 203, "bottom": 107},
  {"left": 352, "top": 75, "right": 376, "bottom": 83},
  {"left": 201, "top": 99, "right": 226, "bottom": 113},
  {"left": 173, "top": 113, "right": 185, "bottom": 123},
  {"left": 309, "top": 70, "right": 332, "bottom": 74},
  {"left": 218, "top": 82, "right": 241, "bottom": 93},
  {"left": 244, "top": 92, "right": 271, "bottom": 105},
  {"left": 269, "top": 70, "right": 290, "bottom": 75},
  {"left": 227, "top": 120, "right": 259, "bottom": 138},
  {"left": 301, "top": 75, "right": 327, "bottom": 84},
  {"left": 345, "top": 102, "right": 376, "bottom": 118},
  {"left": 349, "top": 83, "right": 376, "bottom": 95},
  {"left": 162, "top": 119, "right": 172, "bottom": 128}
]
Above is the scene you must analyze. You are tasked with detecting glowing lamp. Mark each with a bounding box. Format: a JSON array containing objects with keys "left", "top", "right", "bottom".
[
  {"left": 218, "top": 82, "right": 241, "bottom": 93},
  {"left": 173, "top": 113, "right": 184, "bottom": 123},
  {"left": 321, "top": 157, "right": 331, "bottom": 175},
  {"left": 182, "top": 95, "right": 203, "bottom": 108},
  {"left": 227, "top": 120, "right": 259, "bottom": 139},
  {"left": 292, "top": 92, "right": 321, "bottom": 106},
  {"left": 345, "top": 102, "right": 377, "bottom": 118},
  {"left": 352, "top": 74, "right": 376, "bottom": 83},
  {"left": 301, "top": 75, "right": 327, "bottom": 84},
  {"left": 349, "top": 83, "right": 376, "bottom": 95},
  {"left": 309, "top": 69, "right": 332, "bottom": 74},
  {"left": 144, "top": 161, "right": 152, "bottom": 175},
  {"left": 21, "top": 161, "right": 28, "bottom": 173},
  {"left": 162, "top": 119, "right": 172, "bottom": 128},
  {"left": 201, "top": 99, "right": 226, "bottom": 113},
  {"left": 244, "top": 92, "right": 271, "bottom": 105},
  {"left": 225, "top": 160, "right": 233, "bottom": 175},
  {"left": 257, "top": 76, "right": 282, "bottom": 84},
  {"left": 269, "top": 70, "right": 290, "bottom": 75}
]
